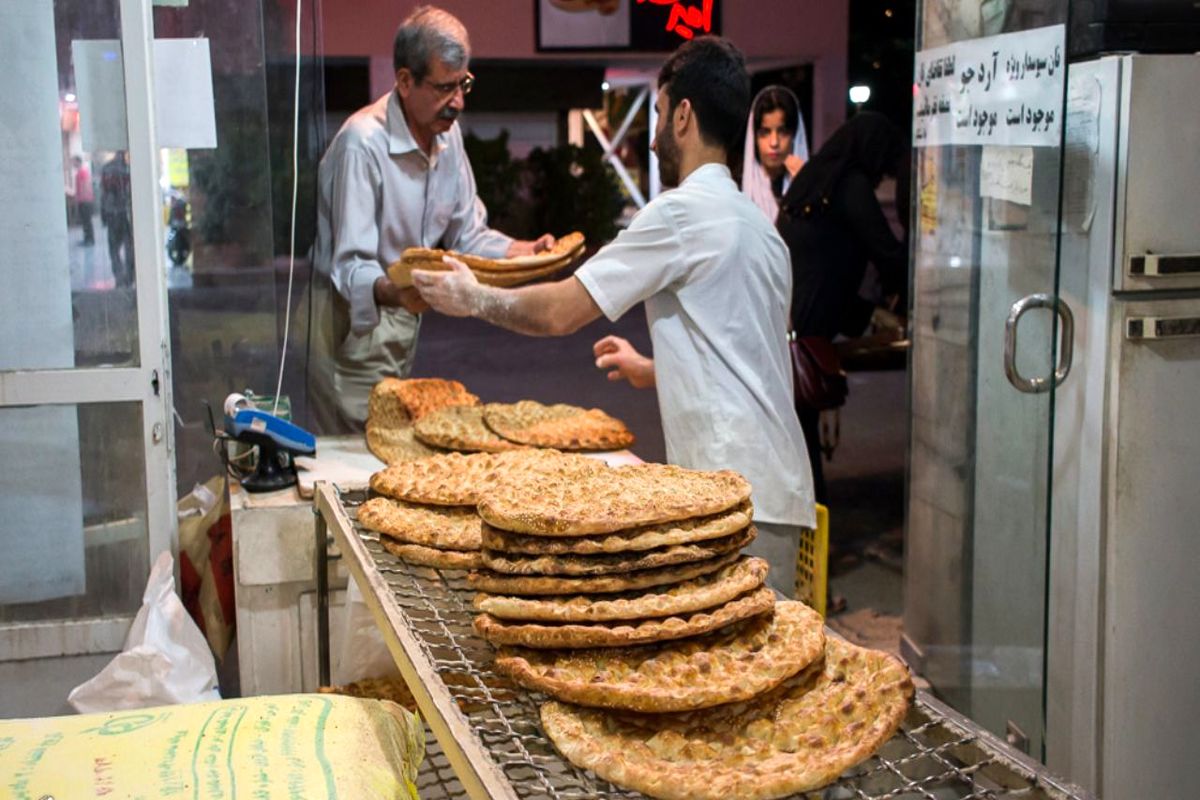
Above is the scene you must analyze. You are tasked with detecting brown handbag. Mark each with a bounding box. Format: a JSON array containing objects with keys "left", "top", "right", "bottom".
[{"left": 788, "top": 332, "right": 848, "bottom": 411}]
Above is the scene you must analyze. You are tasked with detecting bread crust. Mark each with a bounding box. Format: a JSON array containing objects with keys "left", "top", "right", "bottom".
[
  {"left": 380, "top": 538, "right": 483, "bottom": 570},
  {"left": 474, "top": 586, "right": 774, "bottom": 649},
  {"left": 466, "top": 549, "right": 741, "bottom": 596},
  {"left": 473, "top": 556, "right": 768, "bottom": 623},
  {"left": 482, "top": 400, "right": 635, "bottom": 451},
  {"left": 357, "top": 497, "right": 481, "bottom": 551},
  {"left": 540, "top": 637, "right": 915, "bottom": 800},
  {"left": 477, "top": 464, "right": 752, "bottom": 536},
  {"left": 480, "top": 502, "right": 752, "bottom": 555},
  {"left": 479, "top": 526, "right": 755, "bottom": 576},
  {"left": 413, "top": 405, "right": 527, "bottom": 452},
  {"left": 365, "top": 421, "right": 442, "bottom": 464},
  {"left": 496, "top": 600, "right": 824, "bottom": 711},
  {"left": 370, "top": 449, "right": 604, "bottom": 506}
]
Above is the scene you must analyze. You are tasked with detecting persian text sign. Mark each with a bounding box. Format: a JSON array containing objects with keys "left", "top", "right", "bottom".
[{"left": 913, "top": 24, "right": 1065, "bottom": 148}]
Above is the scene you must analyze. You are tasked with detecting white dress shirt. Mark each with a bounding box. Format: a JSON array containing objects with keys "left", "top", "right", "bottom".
[
  {"left": 309, "top": 91, "right": 512, "bottom": 428},
  {"left": 576, "top": 163, "right": 816, "bottom": 528}
]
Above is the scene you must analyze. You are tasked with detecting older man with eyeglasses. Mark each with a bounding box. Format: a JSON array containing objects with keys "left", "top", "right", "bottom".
[{"left": 310, "top": 5, "right": 554, "bottom": 432}]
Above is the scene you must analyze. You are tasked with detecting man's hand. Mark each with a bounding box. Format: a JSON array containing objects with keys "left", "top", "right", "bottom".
[
  {"left": 784, "top": 154, "right": 805, "bottom": 179},
  {"left": 593, "top": 335, "right": 655, "bottom": 389},
  {"left": 411, "top": 256, "right": 483, "bottom": 318},
  {"left": 506, "top": 233, "right": 556, "bottom": 258},
  {"left": 373, "top": 277, "right": 429, "bottom": 314}
]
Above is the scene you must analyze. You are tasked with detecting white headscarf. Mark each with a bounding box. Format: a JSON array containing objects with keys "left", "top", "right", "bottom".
[{"left": 741, "top": 85, "right": 808, "bottom": 223}]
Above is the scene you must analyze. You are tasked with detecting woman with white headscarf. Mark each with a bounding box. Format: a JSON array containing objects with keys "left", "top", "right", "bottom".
[{"left": 741, "top": 85, "right": 808, "bottom": 223}]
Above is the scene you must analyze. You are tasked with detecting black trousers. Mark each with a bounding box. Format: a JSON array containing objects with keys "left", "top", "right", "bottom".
[{"left": 798, "top": 406, "right": 827, "bottom": 506}]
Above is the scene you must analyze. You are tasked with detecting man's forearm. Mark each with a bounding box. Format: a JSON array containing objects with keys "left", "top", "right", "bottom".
[{"left": 470, "top": 282, "right": 577, "bottom": 337}]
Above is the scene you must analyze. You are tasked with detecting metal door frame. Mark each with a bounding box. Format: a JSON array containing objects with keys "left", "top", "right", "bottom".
[{"left": 0, "top": 0, "right": 176, "bottom": 662}]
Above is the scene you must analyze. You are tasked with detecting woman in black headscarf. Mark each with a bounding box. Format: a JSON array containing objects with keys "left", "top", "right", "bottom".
[{"left": 776, "top": 111, "right": 908, "bottom": 503}]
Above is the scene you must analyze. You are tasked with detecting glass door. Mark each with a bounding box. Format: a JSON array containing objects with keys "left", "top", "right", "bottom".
[
  {"left": 902, "top": 2, "right": 1072, "bottom": 758},
  {"left": 0, "top": 0, "right": 174, "bottom": 716}
]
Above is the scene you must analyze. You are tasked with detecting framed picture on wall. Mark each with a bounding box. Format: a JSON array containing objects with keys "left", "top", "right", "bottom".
[{"left": 536, "top": 0, "right": 720, "bottom": 52}]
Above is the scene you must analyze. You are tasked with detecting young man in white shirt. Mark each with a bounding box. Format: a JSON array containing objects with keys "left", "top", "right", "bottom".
[
  {"left": 310, "top": 5, "right": 553, "bottom": 432},
  {"left": 413, "top": 36, "right": 815, "bottom": 596}
]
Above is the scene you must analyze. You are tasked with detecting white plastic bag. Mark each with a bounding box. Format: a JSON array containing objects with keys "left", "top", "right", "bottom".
[
  {"left": 332, "top": 578, "right": 400, "bottom": 685},
  {"left": 68, "top": 551, "right": 220, "bottom": 713}
]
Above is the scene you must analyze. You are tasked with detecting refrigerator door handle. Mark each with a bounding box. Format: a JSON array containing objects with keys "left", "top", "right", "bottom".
[{"left": 1004, "top": 293, "right": 1075, "bottom": 393}]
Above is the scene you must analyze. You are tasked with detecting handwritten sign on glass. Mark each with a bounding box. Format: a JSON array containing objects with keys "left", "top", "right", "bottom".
[{"left": 913, "top": 24, "right": 1065, "bottom": 148}]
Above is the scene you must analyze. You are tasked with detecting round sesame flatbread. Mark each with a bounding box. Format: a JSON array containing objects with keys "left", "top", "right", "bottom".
[
  {"left": 474, "top": 556, "right": 769, "bottom": 623},
  {"left": 380, "top": 537, "right": 482, "bottom": 570},
  {"left": 414, "top": 405, "right": 526, "bottom": 453},
  {"left": 479, "top": 525, "right": 755, "bottom": 576},
  {"left": 477, "top": 464, "right": 752, "bottom": 536},
  {"left": 496, "top": 599, "right": 823, "bottom": 712},
  {"left": 540, "top": 637, "right": 914, "bottom": 800},
  {"left": 466, "top": 549, "right": 741, "bottom": 596},
  {"left": 365, "top": 421, "right": 442, "bottom": 464},
  {"left": 474, "top": 586, "right": 774, "bottom": 649},
  {"left": 482, "top": 400, "right": 635, "bottom": 451},
  {"left": 357, "top": 497, "right": 481, "bottom": 551},
  {"left": 370, "top": 448, "right": 605, "bottom": 507},
  {"left": 367, "top": 377, "right": 479, "bottom": 425},
  {"left": 480, "top": 502, "right": 753, "bottom": 555}
]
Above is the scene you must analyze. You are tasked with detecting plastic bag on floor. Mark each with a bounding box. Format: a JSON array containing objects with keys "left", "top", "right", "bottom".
[
  {"left": 332, "top": 577, "right": 400, "bottom": 685},
  {"left": 68, "top": 551, "right": 220, "bottom": 713}
]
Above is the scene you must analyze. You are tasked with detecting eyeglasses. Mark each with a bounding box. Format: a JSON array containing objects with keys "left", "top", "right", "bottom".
[{"left": 421, "top": 72, "right": 474, "bottom": 97}]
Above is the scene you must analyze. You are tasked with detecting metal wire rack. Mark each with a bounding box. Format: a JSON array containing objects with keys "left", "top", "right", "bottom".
[{"left": 314, "top": 483, "right": 1095, "bottom": 800}]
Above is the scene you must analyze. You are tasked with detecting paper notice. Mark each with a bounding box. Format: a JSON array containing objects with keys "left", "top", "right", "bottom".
[{"left": 980, "top": 146, "right": 1033, "bottom": 206}]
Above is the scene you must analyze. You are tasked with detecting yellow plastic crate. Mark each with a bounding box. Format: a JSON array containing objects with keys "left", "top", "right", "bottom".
[{"left": 795, "top": 502, "right": 829, "bottom": 617}]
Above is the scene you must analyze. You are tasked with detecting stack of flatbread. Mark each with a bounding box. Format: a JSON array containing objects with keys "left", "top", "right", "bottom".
[
  {"left": 364, "top": 377, "right": 480, "bottom": 464},
  {"left": 462, "top": 462, "right": 912, "bottom": 799},
  {"left": 387, "top": 231, "right": 586, "bottom": 289},
  {"left": 410, "top": 399, "right": 635, "bottom": 453},
  {"left": 361, "top": 449, "right": 607, "bottom": 570}
]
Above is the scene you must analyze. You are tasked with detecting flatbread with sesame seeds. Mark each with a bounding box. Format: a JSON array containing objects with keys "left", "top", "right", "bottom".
[
  {"left": 365, "top": 421, "right": 442, "bottom": 464},
  {"left": 477, "top": 464, "right": 752, "bottom": 536},
  {"left": 466, "top": 549, "right": 741, "bottom": 596},
  {"left": 367, "top": 377, "right": 480, "bottom": 425},
  {"left": 479, "top": 502, "right": 753, "bottom": 555},
  {"left": 496, "top": 599, "right": 823, "bottom": 712},
  {"left": 369, "top": 448, "right": 605, "bottom": 507},
  {"left": 413, "top": 405, "right": 527, "bottom": 452},
  {"left": 479, "top": 525, "right": 755, "bottom": 576},
  {"left": 357, "top": 497, "right": 481, "bottom": 551},
  {"left": 379, "top": 537, "right": 482, "bottom": 570},
  {"left": 474, "top": 586, "right": 775, "bottom": 649},
  {"left": 473, "top": 556, "right": 768, "bottom": 623},
  {"left": 540, "top": 636, "right": 914, "bottom": 800},
  {"left": 482, "top": 400, "right": 635, "bottom": 451}
]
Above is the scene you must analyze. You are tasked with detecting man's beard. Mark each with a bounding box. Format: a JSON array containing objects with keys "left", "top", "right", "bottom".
[{"left": 657, "top": 123, "right": 681, "bottom": 188}]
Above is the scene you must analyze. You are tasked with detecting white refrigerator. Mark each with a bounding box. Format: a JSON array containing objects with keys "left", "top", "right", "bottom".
[{"left": 1049, "top": 53, "right": 1200, "bottom": 798}]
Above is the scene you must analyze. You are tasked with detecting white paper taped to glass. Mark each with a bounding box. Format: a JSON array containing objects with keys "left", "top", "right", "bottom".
[{"left": 913, "top": 24, "right": 1065, "bottom": 148}]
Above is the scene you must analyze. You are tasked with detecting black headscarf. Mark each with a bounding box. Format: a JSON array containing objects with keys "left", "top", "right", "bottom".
[{"left": 781, "top": 111, "right": 905, "bottom": 219}]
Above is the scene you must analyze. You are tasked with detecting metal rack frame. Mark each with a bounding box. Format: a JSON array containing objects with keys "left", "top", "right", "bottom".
[{"left": 313, "top": 482, "right": 1096, "bottom": 800}]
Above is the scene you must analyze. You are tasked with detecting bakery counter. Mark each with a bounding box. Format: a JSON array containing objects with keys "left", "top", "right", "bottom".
[
  {"left": 313, "top": 482, "right": 1096, "bottom": 800},
  {"left": 229, "top": 434, "right": 384, "bottom": 696}
]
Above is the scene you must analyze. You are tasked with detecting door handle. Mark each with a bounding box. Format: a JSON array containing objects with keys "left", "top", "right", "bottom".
[{"left": 1004, "top": 293, "right": 1074, "bottom": 393}]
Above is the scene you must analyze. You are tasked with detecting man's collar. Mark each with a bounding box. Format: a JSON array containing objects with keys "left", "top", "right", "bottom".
[
  {"left": 681, "top": 161, "right": 732, "bottom": 186},
  {"left": 387, "top": 90, "right": 450, "bottom": 159}
]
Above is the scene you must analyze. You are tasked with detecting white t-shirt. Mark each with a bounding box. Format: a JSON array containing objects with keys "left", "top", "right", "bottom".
[{"left": 576, "top": 163, "right": 815, "bottom": 527}]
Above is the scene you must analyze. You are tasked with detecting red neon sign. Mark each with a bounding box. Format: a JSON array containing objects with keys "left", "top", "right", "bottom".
[{"left": 637, "top": 0, "right": 713, "bottom": 41}]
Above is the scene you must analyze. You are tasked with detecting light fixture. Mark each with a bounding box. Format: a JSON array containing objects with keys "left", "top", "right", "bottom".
[
  {"left": 601, "top": 80, "right": 610, "bottom": 92},
  {"left": 849, "top": 84, "right": 871, "bottom": 105},
  {"left": 64, "top": 92, "right": 76, "bottom": 102}
]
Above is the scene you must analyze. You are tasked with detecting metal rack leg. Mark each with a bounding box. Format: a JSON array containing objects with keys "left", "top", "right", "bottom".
[{"left": 315, "top": 505, "right": 330, "bottom": 687}]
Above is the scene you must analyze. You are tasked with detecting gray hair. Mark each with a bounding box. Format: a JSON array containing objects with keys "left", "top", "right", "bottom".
[{"left": 393, "top": 6, "right": 470, "bottom": 80}]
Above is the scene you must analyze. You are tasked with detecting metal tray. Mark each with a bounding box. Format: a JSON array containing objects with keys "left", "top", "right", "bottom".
[{"left": 314, "top": 483, "right": 1095, "bottom": 800}]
